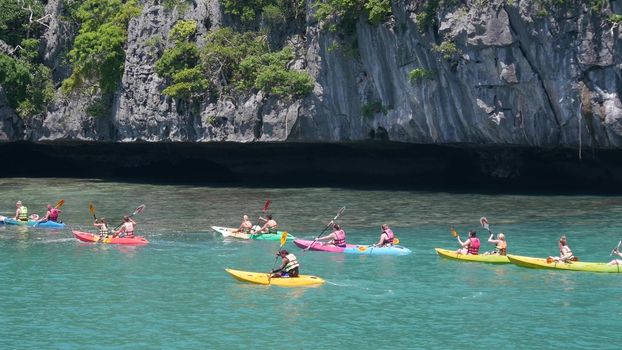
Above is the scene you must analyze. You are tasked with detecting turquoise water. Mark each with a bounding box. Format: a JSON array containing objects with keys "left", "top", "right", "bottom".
[{"left": 1, "top": 178, "right": 622, "bottom": 349}]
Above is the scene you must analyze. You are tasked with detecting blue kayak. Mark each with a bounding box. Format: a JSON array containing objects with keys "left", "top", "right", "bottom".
[{"left": 2, "top": 217, "right": 66, "bottom": 229}]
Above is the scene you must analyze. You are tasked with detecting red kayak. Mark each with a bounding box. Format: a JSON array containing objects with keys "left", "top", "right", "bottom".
[{"left": 73, "top": 230, "right": 149, "bottom": 245}]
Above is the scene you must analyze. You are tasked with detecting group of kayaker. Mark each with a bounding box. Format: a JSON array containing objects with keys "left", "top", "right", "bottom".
[
  {"left": 10, "top": 200, "right": 62, "bottom": 224},
  {"left": 453, "top": 228, "right": 622, "bottom": 265},
  {"left": 232, "top": 213, "right": 398, "bottom": 278},
  {"left": 4, "top": 200, "right": 138, "bottom": 240},
  {"left": 455, "top": 230, "right": 507, "bottom": 256},
  {"left": 92, "top": 216, "right": 137, "bottom": 240}
]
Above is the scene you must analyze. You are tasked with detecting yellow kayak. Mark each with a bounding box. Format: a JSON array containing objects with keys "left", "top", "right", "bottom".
[
  {"left": 435, "top": 248, "right": 510, "bottom": 264},
  {"left": 225, "top": 269, "right": 325, "bottom": 287},
  {"left": 507, "top": 255, "right": 622, "bottom": 273}
]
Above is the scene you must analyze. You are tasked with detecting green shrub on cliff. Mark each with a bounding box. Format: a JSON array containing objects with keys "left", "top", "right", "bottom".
[
  {"left": 223, "top": 0, "right": 305, "bottom": 26},
  {"left": 202, "top": 29, "right": 313, "bottom": 99},
  {"left": 432, "top": 40, "right": 461, "bottom": 60},
  {"left": 0, "top": 41, "right": 54, "bottom": 118},
  {"left": 314, "top": 0, "right": 392, "bottom": 31},
  {"left": 239, "top": 47, "right": 313, "bottom": 98},
  {"left": 62, "top": 0, "right": 141, "bottom": 95},
  {"left": 155, "top": 20, "right": 208, "bottom": 100},
  {"left": 408, "top": 68, "right": 434, "bottom": 83},
  {"left": 0, "top": 0, "right": 46, "bottom": 46}
]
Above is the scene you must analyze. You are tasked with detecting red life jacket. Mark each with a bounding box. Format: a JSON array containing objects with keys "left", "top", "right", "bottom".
[
  {"left": 333, "top": 229, "right": 346, "bottom": 247},
  {"left": 383, "top": 228, "right": 394, "bottom": 245},
  {"left": 49, "top": 209, "right": 59, "bottom": 222},
  {"left": 467, "top": 237, "right": 480, "bottom": 255}
]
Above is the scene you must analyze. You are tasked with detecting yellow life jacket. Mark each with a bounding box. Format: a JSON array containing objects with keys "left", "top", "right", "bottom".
[{"left": 18, "top": 206, "right": 28, "bottom": 221}]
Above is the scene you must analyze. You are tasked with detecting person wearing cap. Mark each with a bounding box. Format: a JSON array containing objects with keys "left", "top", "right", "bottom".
[
  {"left": 38, "top": 204, "right": 62, "bottom": 223},
  {"left": 235, "top": 215, "right": 253, "bottom": 234},
  {"left": 14, "top": 201, "right": 29, "bottom": 221},
  {"left": 113, "top": 216, "right": 137, "bottom": 238},
  {"left": 484, "top": 232, "right": 507, "bottom": 255},
  {"left": 456, "top": 230, "right": 480, "bottom": 255},
  {"left": 315, "top": 223, "right": 347, "bottom": 247},
  {"left": 271, "top": 250, "right": 300, "bottom": 278},
  {"left": 253, "top": 214, "right": 278, "bottom": 234}
]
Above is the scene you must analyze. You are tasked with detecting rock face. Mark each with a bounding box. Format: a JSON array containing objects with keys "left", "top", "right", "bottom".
[{"left": 3, "top": 0, "right": 622, "bottom": 148}]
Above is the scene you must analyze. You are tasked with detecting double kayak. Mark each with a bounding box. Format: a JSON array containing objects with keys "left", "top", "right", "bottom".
[
  {"left": 507, "top": 254, "right": 622, "bottom": 273},
  {"left": 211, "top": 226, "right": 295, "bottom": 241},
  {"left": 73, "top": 231, "right": 149, "bottom": 245},
  {"left": 435, "top": 248, "right": 510, "bottom": 264},
  {"left": 225, "top": 268, "right": 325, "bottom": 287},
  {"left": 293, "top": 239, "right": 412, "bottom": 256},
  {"left": 2, "top": 217, "right": 66, "bottom": 229}
]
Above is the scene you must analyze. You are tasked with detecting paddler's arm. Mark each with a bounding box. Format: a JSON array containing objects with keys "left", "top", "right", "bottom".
[
  {"left": 456, "top": 235, "right": 467, "bottom": 247},
  {"left": 272, "top": 258, "right": 288, "bottom": 273},
  {"left": 112, "top": 227, "right": 124, "bottom": 238},
  {"left": 252, "top": 223, "right": 267, "bottom": 234},
  {"left": 316, "top": 233, "right": 334, "bottom": 241}
]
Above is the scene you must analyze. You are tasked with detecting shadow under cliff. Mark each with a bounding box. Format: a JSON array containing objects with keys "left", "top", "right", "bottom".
[{"left": 1, "top": 141, "right": 621, "bottom": 194}]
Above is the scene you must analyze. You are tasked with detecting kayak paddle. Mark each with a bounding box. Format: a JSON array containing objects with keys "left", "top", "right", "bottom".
[
  {"left": 54, "top": 199, "right": 65, "bottom": 209},
  {"left": 113, "top": 204, "right": 146, "bottom": 231},
  {"left": 611, "top": 241, "right": 622, "bottom": 256},
  {"left": 305, "top": 206, "right": 346, "bottom": 251},
  {"left": 253, "top": 199, "right": 272, "bottom": 234},
  {"left": 450, "top": 226, "right": 458, "bottom": 237},
  {"left": 268, "top": 231, "right": 289, "bottom": 284},
  {"left": 89, "top": 202, "right": 97, "bottom": 220}
]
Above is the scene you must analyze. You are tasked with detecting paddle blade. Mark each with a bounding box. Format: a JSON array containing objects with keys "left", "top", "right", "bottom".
[
  {"left": 450, "top": 227, "right": 458, "bottom": 237},
  {"left": 480, "top": 217, "right": 489, "bottom": 230},
  {"left": 280, "top": 231, "right": 288, "bottom": 246},
  {"left": 88, "top": 202, "right": 95, "bottom": 216},
  {"left": 335, "top": 206, "right": 346, "bottom": 220},
  {"left": 262, "top": 200, "right": 271, "bottom": 213},
  {"left": 393, "top": 237, "right": 400, "bottom": 245},
  {"left": 55, "top": 199, "right": 65, "bottom": 209},
  {"left": 132, "top": 204, "right": 146, "bottom": 216}
]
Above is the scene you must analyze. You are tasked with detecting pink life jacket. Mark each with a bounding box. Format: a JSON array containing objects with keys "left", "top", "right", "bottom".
[
  {"left": 49, "top": 208, "right": 59, "bottom": 222},
  {"left": 383, "top": 228, "right": 394, "bottom": 245},
  {"left": 333, "top": 229, "right": 346, "bottom": 247},
  {"left": 467, "top": 237, "right": 480, "bottom": 255}
]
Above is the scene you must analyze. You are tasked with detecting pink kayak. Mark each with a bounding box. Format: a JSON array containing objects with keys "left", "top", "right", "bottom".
[
  {"left": 293, "top": 239, "right": 411, "bottom": 256},
  {"left": 73, "top": 231, "right": 149, "bottom": 245}
]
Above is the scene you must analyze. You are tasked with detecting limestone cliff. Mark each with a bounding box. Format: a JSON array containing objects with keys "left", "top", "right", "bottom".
[{"left": 1, "top": 0, "right": 621, "bottom": 148}]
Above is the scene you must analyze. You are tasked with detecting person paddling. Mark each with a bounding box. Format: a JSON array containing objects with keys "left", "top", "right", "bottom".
[
  {"left": 315, "top": 223, "right": 347, "bottom": 247},
  {"left": 235, "top": 215, "right": 253, "bottom": 234},
  {"left": 373, "top": 224, "right": 395, "bottom": 247},
  {"left": 609, "top": 248, "right": 622, "bottom": 265},
  {"left": 113, "top": 216, "right": 137, "bottom": 238},
  {"left": 254, "top": 214, "right": 278, "bottom": 234},
  {"left": 38, "top": 204, "right": 61, "bottom": 223},
  {"left": 485, "top": 232, "right": 507, "bottom": 255},
  {"left": 271, "top": 250, "right": 300, "bottom": 278},
  {"left": 94, "top": 218, "right": 110, "bottom": 237},
  {"left": 14, "top": 201, "right": 28, "bottom": 222},
  {"left": 549, "top": 235, "right": 577, "bottom": 262},
  {"left": 456, "top": 230, "right": 480, "bottom": 255}
]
